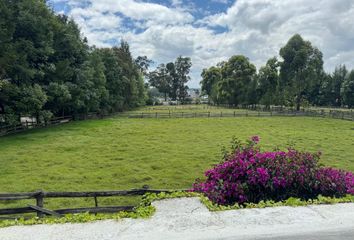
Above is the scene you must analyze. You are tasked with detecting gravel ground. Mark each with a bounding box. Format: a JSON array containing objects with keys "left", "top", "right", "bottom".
[{"left": 1, "top": 198, "right": 354, "bottom": 240}]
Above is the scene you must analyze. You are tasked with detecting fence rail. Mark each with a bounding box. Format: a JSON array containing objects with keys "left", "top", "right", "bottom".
[
  {"left": 124, "top": 110, "right": 354, "bottom": 121},
  {"left": 0, "top": 115, "right": 73, "bottom": 137},
  {"left": 0, "top": 188, "right": 177, "bottom": 219},
  {"left": 1, "top": 108, "right": 353, "bottom": 137}
]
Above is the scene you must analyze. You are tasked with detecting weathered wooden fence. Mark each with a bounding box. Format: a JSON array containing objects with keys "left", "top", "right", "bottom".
[
  {"left": 1, "top": 108, "right": 353, "bottom": 137},
  {"left": 125, "top": 110, "right": 354, "bottom": 121},
  {"left": 0, "top": 188, "right": 175, "bottom": 219},
  {"left": 0, "top": 116, "right": 73, "bottom": 137}
]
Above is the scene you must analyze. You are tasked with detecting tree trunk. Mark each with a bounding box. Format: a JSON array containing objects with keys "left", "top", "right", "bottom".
[{"left": 296, "top": 95, "right": 301, "bottom": 111}]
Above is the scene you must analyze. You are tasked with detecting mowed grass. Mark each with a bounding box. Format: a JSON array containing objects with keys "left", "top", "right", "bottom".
[
  {"left": 129, "top": 104, "right": 250, "bottom": 114},
  {"left": 0, "top": 116, "right": 353, "bottom": 210}
]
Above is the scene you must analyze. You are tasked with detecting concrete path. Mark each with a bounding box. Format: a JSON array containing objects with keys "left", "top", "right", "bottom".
[{"left": 1, "top": 198, "right": 354, "bottom": 240}]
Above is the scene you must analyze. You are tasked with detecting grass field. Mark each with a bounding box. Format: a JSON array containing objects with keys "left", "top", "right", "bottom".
[
  {"left": 128, "top": 104, "right": 247, "bottom": 114},
  {"left": 0, "top": 112, "right": 353, "bottom": 210},
  {"left": 129, "top": 104, "right": 353, "bottom": 114}
]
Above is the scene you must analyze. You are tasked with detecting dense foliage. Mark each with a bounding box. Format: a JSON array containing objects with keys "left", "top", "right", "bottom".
[
  {"left": 0, "top": 0, "right": 147, "bottom": 126},
  {"left": 148, "top": 56, "right": 192, "bottom": 102},
  {"left": 201, "top": 34, "right": 354, "bottom": 109},
  {"left": 193, "top": 137, "right": 354, "bottom": 205}
]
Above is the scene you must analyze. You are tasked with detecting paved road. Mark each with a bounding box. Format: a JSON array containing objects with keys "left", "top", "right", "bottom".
[
  {"left": 1, "top": 198, "right": 353, "bottom": 240},
  {"left": 220, "top": 230, "right": 354, "bottom": 240},
  {"left": 272, "top": 230, "right": 354, "bottom": 240}
]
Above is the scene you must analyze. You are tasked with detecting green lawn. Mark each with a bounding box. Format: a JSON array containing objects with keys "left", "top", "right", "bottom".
[
  {"left": 129, "top": 104, "right": 250, "bottom": 114},
  {"left": 0, "top": 115, "right": 353, "bottom": 210}
]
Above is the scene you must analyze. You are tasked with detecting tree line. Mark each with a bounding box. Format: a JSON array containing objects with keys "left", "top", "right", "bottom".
[
  {"left": 200, "top": 34, "right": 354, "bottom": 110},
  {"left": 147, "top": 56, "right": 192, "bottom": 102},
  {"left": 0, "top": 0, "right": 149, "bottom": 126}
]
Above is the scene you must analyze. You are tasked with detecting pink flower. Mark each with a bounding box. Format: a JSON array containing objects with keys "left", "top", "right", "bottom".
[
  {"left": 251, "top": 135, "right": 260, "bottom": 144},
  {"left": 192, "top": 136, "right": 354, "bottom": 206}
]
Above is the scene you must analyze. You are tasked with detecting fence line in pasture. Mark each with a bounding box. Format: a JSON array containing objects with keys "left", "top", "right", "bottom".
[
  {"left": 1, "top": 108, "right": 353, "bottom": 137},
  {"left": 0, "top": 115, "right": 73, "bottom": 137},
  {"left": 125, "top": 109, "right": 354, "bottom": 121},
  {"left": 0, "top": 112, "right": 116, "bottom": 137},
  {"left": 0, "top": 187, "right": 178, "bottom": 219}
]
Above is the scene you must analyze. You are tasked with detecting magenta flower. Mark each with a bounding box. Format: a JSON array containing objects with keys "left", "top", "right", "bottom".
[
  {"left": 192, "top": 136, "right": 354, "bottom": 206},
  {"left": 251, "top": 135, "right": 260, "bottom": 144}
]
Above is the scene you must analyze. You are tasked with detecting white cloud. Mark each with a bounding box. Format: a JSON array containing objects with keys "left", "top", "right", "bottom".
[
  {"left": 53, "top": 0, "right": 354, "bottom": 87},
  {"left": 202, "top": 0, "right": 354, "bottom": 72}
]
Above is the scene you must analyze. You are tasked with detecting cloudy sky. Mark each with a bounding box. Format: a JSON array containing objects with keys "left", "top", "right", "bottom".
[{"left": 48, "top": 0, "right": 354, "bottom": 88}]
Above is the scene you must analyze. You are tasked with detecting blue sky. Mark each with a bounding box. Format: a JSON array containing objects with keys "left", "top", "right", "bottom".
[{"left": 48, "top": 0, "right": 354, "bottom": 87}]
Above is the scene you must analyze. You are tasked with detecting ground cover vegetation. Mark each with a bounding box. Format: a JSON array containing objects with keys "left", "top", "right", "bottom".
[
  {"left": 0, "top": 0, "right": 353, "bottom": 227},
  {"left": 0, "top": 116, "right": 353, "bottom": 210},
  {"left": 1, "top": 190, "right": 353, "bottom": 228},
  {"left": 193, "top": 137, "right": 354, "bottom": 205},
  {"left": 201, "top": 34, "right": 354, "bottom": 110},
  {"left": 129, "top": 104, "right": 253, "bottom": 114}
]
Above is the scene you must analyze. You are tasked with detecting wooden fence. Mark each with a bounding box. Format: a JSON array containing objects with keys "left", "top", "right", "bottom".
[
  {"left": 0, "top": 188, "right": 176, "bottom": 219},
  {"left": 125, "top": 109, "right": 354, "bottom": 121},
  {"left": 0, "top": 116, "right": 73, "bottom": 137},
  {"left": 1, "top": 108, "right": 353, "bottom": 137}
]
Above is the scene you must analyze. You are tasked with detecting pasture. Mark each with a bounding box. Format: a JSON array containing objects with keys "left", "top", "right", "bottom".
[{"left": 0, "top": 108, "right": 353, "bottom": 210}]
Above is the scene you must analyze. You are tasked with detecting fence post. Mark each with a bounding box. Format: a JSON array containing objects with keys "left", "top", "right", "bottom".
[
  {"left": 208, "top": 112, "right": 210, "bottom": 118},
  {"left": 36, "top": 190, "right": 44, "bottom": 218},
  {"left": 155, "top": 112, "right": 158, "bottom": 118},
  {"left": 141, "top": 112, "right": 144, "bottom": 118},
  {"left": 234, "top": 111, "right": 236, "bottom": 117},
  {"left": 182, "top": 112, "right": 184, "bottom": 118},
  {"left": 94, "top": 196, "right": 98, "bottom": 207},
  {"left": 220, "top": 112, "right": 223, "bottom": 117}
]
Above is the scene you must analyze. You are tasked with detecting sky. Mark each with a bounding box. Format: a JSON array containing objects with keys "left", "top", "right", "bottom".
[{"left": 47, "top": 0, "right": 354, "bottom": 88}]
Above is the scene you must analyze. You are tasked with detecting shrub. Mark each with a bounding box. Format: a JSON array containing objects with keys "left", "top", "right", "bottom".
[{"left": 192, "top": 136, "right": 354, "bottom": 205}]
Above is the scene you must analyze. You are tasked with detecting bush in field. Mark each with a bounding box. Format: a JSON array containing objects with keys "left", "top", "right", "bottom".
[{"left": 192, "top": 136, "right": 354, "bottom": 205}]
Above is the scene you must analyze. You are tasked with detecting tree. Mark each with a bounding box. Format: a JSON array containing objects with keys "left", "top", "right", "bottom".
[
  {"left": 46, "top": 82, "right": 71, "bottom": 116},
  {"left": 0, "top": 0, "right": 15, "bottom": 80},
  {"left": 331, "top": 65, "right": 347, "bottom": 106},
  {"left": 15, "top": 84, "right": 48, "bottom": 119},
  {"left": 166, "top": 62, "right": 178, "bottom": 100},
  {"left": 0, "top": 1, "right": 148, "bottom": 126},
  {"left": 279, "top": 34, "right": 324, "bottom": 110},
  {"left": 113, "top": 41, "right": 145, "bottom": 108},
  {"left": 200, "top": 66, "right": 221, "bottom": 103},
  {"left": 148, "top": 64, "right": 171, "bottom": 101},
  {"left": 174, "top": 56, "right": 192, "bottom": 101},
  {"left": 98, "top": 48, "right": 124, "bottom": 111},
  {"left": 218, "top": 55, "right": 256, "bottom": 106},
  {"left": 341, "top": 70, "right": 354, "bottom": 108},
  {"left": 317, "top": 72, "right": 332, "bottom": 106},
  {"left": 257, "top": 57, "right": 279, "bottom": 108},
  {"left": 135, "top": 56, "right": 153, "bottom": 77}
]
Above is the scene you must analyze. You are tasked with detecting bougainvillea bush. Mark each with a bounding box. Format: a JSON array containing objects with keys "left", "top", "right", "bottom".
[{"left": 193, "top": 136, "right": 354, "bottom": 205}]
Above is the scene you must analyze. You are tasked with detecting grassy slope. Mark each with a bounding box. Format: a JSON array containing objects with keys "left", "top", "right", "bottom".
[{"left": 0, "top": 116, "right": 353, "bottom": 208}]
